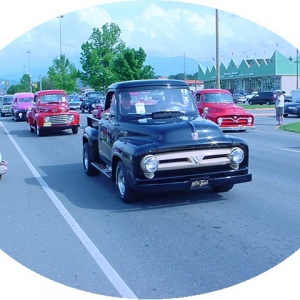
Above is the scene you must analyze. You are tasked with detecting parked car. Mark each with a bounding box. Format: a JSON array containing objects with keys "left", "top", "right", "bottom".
[
  {"left": 194, "top": 89, "right": 255, "bottom": 131},
  {"left": 11, "top": 92, "right": 34, "bottom": 121},
  {"left": 248, "top": 91, "right": 276, "bottom": 105},
  {"left": 27, "top": 89, "right": 80, "bottom": 136},
  {"left": 232, "top": 93, "right": 247, "bottom": 104},
  {"left": 283, "top": 99, "right": 300, "bottom": 117},
  {"left": 0, "top": 94, "right": 13, "bottom": 117},
  {"left": 245, "top": 92, "right": 258, "bottom": 101}
]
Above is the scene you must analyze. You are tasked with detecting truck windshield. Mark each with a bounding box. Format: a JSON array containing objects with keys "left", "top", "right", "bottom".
[{"left": 118, "top": 88, "right": 197, "bottom": 117}]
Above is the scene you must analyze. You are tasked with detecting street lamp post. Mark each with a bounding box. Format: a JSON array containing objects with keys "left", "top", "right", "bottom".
[
  {"left": 26, "top": 51, "right": 32, "bottom": 92},
  {"left": 57, "top": 15, "right": 64, "bottom": 58}
]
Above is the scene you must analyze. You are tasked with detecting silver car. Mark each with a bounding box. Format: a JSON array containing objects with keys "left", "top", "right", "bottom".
[
  {"left": 232, "top": 94, "right": 247, "bottom": 104},
  {"left": 0, "top": 95, "right": 13, "bottom": 117}
]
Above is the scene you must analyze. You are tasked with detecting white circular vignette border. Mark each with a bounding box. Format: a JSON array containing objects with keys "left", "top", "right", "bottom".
[{"left": 1, "top": 0, "right": 300, "bottom": 299}]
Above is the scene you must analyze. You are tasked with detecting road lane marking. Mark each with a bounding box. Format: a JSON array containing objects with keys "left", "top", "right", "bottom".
[
  {"left": 274, "top": 147, "right": 300, "bottom": 153},
  {"left": 0, "top": 121, "right": 137, "bottom": 299}
]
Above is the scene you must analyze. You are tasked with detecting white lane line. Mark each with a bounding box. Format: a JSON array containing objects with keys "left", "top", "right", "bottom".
[
  {"left": 0, "top": 122, "right": 137, "bottom": 299},
  {"left": 275, "top": 147, "right": 300, "bottom": 153}
]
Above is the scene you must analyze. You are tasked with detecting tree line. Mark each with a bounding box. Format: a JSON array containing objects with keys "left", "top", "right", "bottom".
[{"left": 7, "top": 22, "right": 197, "bottom": 95}]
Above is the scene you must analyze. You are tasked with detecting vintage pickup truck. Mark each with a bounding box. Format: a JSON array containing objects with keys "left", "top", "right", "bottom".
[
  {"left": 82, "top": 79, "right": 252, "bottom": 203},
  {"left": 195, "top": 89, "right": 255, "bottom": 131},
  {"left": 27, "top": 89, "right": 80, "bottom": 136}
]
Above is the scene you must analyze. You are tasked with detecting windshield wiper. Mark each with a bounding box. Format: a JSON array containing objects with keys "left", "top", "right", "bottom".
[{"left": 151, "top": 111, "right": 185, "bottom": 119}]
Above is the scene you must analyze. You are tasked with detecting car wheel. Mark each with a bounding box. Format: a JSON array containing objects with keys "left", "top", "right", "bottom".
[
  {"left": 266, "top": 101, "right": 270, "bottom": 105},
  {"left": 28, "top": 121, "right": 34, "bottom": 132},
  {"left": 211, "top": 184, "right": 234, "bottom": 193},
  {"left": 283, "top": 113, "right": 288, "bottom": 118},
  {"left": 1, "top": 112, "right": 5, "bottom": 117},
  {"left": 72, "top": 127, "right": 78, "bottom": 134},
  {"left": 81, "top": 109, "right": 85, "bottom": 113},
  {"left": 36, "top": 125, "right": 43, "bottom": 137},
  {"left": 248, "top": 100, "right": 253, "bottom": 105},
  {"left": 297, "top": 109, "right": 300, "bottom": 118},
  {"left": 115, "top": 160, "right": 137, "bottom": 203},
  {"left": 83, "top": 143, "right": 99, "bottom": 176}
]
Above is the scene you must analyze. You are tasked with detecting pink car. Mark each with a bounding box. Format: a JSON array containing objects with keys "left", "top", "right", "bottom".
[{"left": 11, "top": 92, "right": 34, "bottom": 121}]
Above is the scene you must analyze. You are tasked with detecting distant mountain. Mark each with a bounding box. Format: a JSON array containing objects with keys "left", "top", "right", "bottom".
[
  {"left": 145, "top": 56, "right": 199, "bottom": 77},
  {"left": 0, "top": 56, "right": 200, "bottom": 82}
]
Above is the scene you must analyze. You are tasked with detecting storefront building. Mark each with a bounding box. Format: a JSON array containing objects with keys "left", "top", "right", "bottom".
[{"left": 197, "top": 51, "right": 299, "bottom": 94}]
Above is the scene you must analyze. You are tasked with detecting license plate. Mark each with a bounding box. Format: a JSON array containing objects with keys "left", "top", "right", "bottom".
[
  {"left": 191, "top": 178, "right": 209, "bottom": 189},
  {"left": 44, "top": 122, "right": 52, "bottom": 127}
]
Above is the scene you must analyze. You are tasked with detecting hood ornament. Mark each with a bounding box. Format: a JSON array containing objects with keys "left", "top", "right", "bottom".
[{"left": 191, "top": 155, "right": 201, "bottom": 164}]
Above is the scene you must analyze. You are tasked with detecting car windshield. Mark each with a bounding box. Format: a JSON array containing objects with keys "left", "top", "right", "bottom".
[
  {"left": 3, "top": 97, "right": 13, "bottom": 104},
  {"left": 117, "top": 88, "right": 198, "bottom": 118},
  {"left": 40, "top": 94, "right": 67, "bottom": 103},
  {"left": 203, "top": 93, "right": 233, "bottom": 103},
  {"left": 19, "top": 97, "right": 33, "bottom": 103},
  {"left": 87, "top": 92, "right": 103, "bottom": 100}
]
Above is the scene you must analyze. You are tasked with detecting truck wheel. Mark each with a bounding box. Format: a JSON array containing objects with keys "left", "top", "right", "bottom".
[
  {"left": 36, "top": 125, "right": 43, "bottom": 136},
  {"left": 211, "top": 184, "right": 234, "bottom": 193},
  {"left": 83, "top": 143, "right": 99, "bottom": 176},
  {"left": 28, "top": 121, "right": 34, "bottom": 132},
  {"left": 72, "top": 127, "right": 78, "bottom": 134},
  {"left": 116, "top": 161, "right": 136, "bottom": 203}
]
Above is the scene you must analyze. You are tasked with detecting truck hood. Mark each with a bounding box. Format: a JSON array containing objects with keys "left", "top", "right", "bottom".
[
  {"left": 117, "top": 116, "right": 234, "bottom": 150},
  {"left": 205, "top": 103, "right": 247, "bottom": 115},
  {"left": 37, "top": 103, "right": 69, "bottom": 113},
  {"left": 15, "top": 103, "right": 32, "bottom": 110}
]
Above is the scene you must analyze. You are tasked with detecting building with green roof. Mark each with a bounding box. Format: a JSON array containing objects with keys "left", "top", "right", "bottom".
[{"left": 197, "top": 50, "right": 299, "bottom": 94}]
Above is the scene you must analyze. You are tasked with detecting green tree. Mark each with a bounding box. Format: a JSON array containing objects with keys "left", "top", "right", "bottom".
[
  {"left": 47, "top": 54, "right": 79, "bottom": 93},
  {"left": 112, "top": 47, "right": 155, "bottom": 81},
  {"left": 80, "top": 23, "right": 125, "bottom": 91},
  {"left": 80, "top": 22, "right": 154, "bottom": 91}
]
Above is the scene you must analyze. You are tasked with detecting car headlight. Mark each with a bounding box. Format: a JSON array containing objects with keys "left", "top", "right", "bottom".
[
  {"left": 141, "top": 155, "right": 159, "bottom": 178},
  {"left": 230, "top": 147, "right": 244, "bottom": 167},
  {"left": 69, "top": 115, "right": 75, "bottom": 121},
  {"left": 217, "top": 117, "right": 223, "bottom": 125},
  {"left": 44, "top": 116, "right": 50, "bottom": 122},
  {"left": 247, "top": 117, "right": 253, "bottom": 124}
]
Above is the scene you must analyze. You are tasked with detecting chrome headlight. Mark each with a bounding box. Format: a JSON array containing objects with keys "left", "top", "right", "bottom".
[
  {"left": 247, "top": 117, "right": 253, "bottom": 124},
  {"left": 69, "top": 115, "right": 75, "bottom": 121},
  {"left": 230, "top": 147, "right": 244, "bottom": 164},
  {"left": 217, "top": 117, "right": 223, "bottom": 125},
  {"left": 141, "top": 155, "right": 159, "bottom": 178},
  {"left": 44, "top": 116, "right": 50, "bottom": 122}
]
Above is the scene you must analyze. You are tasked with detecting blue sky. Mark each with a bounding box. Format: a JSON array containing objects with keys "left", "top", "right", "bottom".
[{"left": 0, "top": 0, "right": 296, "bottom": 82}]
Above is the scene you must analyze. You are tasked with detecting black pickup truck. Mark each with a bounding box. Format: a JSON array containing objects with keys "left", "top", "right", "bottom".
[{"left": 82, "top": 79, "right": 252, "bottom": 203}]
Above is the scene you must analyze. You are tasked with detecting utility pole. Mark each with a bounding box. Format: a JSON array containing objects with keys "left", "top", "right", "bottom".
[
  {"left": 215, "top": 9, "right": 220, "bottom": 89},
  {"left": 297, "top": 48, "right": 299, "bottom": 89},
  {"left": 57, "top": 15, "right": 64, "bottom": 58},
  {"left": 184, "top": 53, "right": 186, "bottom": 80},
  {"left": 26, "top": 51, "right": 32, "bottom": 92}
]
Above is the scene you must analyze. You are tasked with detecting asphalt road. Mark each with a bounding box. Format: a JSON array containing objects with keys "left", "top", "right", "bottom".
[{"left": 0, "top": 109, "right": 300, "bottom": 299}]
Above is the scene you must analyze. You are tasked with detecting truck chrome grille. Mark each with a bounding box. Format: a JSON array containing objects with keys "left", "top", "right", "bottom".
[
  {"left": 154, "top": 149, "right": 231, "bottom": 170},
  {"left": 49, "top": 115, "right": 70, "bottom": 124}
]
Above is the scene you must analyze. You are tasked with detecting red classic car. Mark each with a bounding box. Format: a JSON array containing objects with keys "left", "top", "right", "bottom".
[
  {"left": 27, "top": 89, "right": 80, "bottom": 136},
  {"left": 194, "top": 89, "right": 255, "bottom": 131},
  {"left": 11, "top": 92, "right": 34, "bottom": 121}
]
